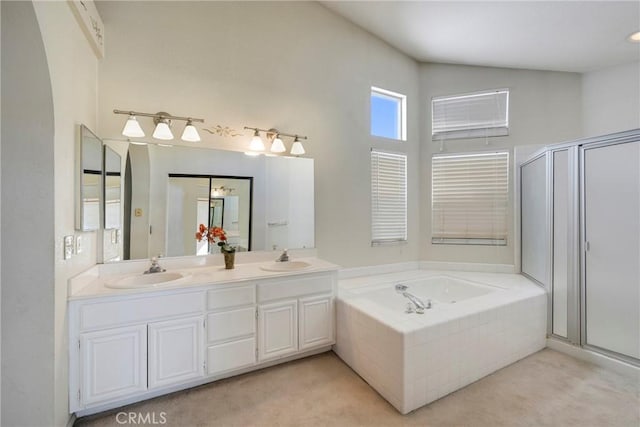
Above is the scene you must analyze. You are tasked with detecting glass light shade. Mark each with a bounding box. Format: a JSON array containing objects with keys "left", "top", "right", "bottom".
[
  {"left": 290, "top": 140, "right": 305, "bottom": 156},
  {"left": 152, "top": 121, "right": 174, "bottom": 140},
  {"left": 271, "top": 136, "right": 286, "bottom": 153},
  {"left": 249, "top": 132, "right": 265, "bottom": 151},
  {"left": 122, "top": 116, "right": 145, "bottom": 138},
  {"left": 181, "top": 122, "right": 201, "bottom": 142}
]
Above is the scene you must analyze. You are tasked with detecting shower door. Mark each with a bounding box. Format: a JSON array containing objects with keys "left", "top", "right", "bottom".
[{"left": 582, "top": 140, "right": 640, "bottom": 361}]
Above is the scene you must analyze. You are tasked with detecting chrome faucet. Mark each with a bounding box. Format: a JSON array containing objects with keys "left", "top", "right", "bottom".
[
  {"left": 395, "top": 284, "right": 432, "bottom": 314},
  {"left": 144, "top": 256, "right": 166, "bottom": 274},
  {"left": 276, "top": 249, "right": 289, "bottom": 262}
]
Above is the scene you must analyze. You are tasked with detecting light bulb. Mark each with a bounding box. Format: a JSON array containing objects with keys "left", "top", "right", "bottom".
[
  {"left": 122, "top": 115, "right": 145, "bottom": 138},
  {"left": 290, "top": 138, "right": 305, "bottom": 156},
  {"left": 271, "top": 135, "right": 286, "bottom": 153},
  {"left": 249, "top": 129, "right": 265, "bottom": 151},
  {"left": 181, "top": 120, "right": 201, "bottom": 142},
  {"left": 152, "top": 120, "right": 174, "bottom": 140}
]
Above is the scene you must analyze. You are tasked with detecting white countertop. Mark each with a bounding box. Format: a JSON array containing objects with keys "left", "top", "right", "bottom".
[{"left": 69, "top": 255, "right": 339, "bottom": 301}]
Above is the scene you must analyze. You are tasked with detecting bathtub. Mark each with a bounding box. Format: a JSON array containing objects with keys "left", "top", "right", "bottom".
[{"left": 335, "top": 270, "right": 547, "bottom": 414}]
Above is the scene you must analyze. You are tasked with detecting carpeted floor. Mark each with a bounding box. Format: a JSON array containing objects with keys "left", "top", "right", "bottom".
[{"left": 75, "top": 348, "right": 639, "bottom": 427}]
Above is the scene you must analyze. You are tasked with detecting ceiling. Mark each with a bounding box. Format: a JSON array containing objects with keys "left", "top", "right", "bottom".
[{"left": 321, "top": 1, "right": 640, "bottom": 73}]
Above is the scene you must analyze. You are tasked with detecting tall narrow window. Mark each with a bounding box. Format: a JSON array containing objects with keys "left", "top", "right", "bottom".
[
  {"left": 371, "top": 150, "right": 407, "bottom": 244},
  {"left": 371, "top": 87, "right": 407, "bottom": 141},
  {"left": 432, "top": 89, "right": 509, "bottom": 140},
  {"left": 432, "top": 151, "right": 509, "bottom": 245}
]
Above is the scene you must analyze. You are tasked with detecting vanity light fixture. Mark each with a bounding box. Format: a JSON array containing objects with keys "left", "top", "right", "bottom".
[
  {"left": 271, "top": 134, "right": 286, "bottom": 153},
  {"left": 244, "top": 126, "right": 308, "bottom": 156},
  {"left": 152, "top": 115, "right": 174, "bottom": 140},
  {"left": 290, "top": 136, "right": 305, "bottom": 156},
  {"left": 181, "top": 119, "right": 201, "bottom": 142},
  {"left": 248, "top": 129, "right": 265, "bottom": 152},
  {"left": 122, "top": 114, "right": 145, "bottom": 138},
  {"left": 114, "top": 110, "right": 204, "bottom": 142},
  {"left": 628, "top": 31, "right": 640, "bottom": 42}
]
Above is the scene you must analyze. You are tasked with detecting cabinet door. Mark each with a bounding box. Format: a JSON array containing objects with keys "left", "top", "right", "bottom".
[
  {"left": 258, "top": 300, "right": 297, "bottom": 361},
  {"left": 80, "top": 324, "right": 147, "bottom": 406},
  {"left": 299, "top": 295, "right": 334, "bottom": 350},
  {"left": 148, "top": 316, "right": 204, "bottom": 389}
]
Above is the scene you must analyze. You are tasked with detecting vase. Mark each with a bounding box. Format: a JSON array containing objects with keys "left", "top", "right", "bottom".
[{"left": 223, "top": 251, "right": 235, "bottom": 269}]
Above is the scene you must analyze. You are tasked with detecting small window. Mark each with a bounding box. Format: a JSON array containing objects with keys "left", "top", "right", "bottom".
[
  {"left": 432, "top": 89, "right": 509, "bottom": 140},
  {"left": 432, "top": 151, "right": 509, "bottom": 245},
  {"left": 371, "top": 150, "right": 407, "bottom": 244},
  {"left": 371, "top": 87, "right": 407, "bottom": 141}
]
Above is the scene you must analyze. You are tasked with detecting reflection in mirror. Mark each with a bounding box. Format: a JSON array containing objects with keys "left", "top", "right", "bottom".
[
  {"left": 103, "top": 145, "right": 122, "bottom": 261},
  {"left": 166, "top": 175, "right": 252, "bottom": 257},
  {"left": 76, "top": 125, "right": 103, "bottom": 231},
  {"left": 113, "top": 143, "right": 314, "bottom": 262}
]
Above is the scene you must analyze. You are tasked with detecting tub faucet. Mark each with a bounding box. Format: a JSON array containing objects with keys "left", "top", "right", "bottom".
[
  {"left": 276, "top": 249, "right": 289, "bottom": 262},
  {"left": 395, "top": 284, "right": 431, "bottom": 313},
  {"left": 144, "top": 256, "right": 165, "bottom": 274}
]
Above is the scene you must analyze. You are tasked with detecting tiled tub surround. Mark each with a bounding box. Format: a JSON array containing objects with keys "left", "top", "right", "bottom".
[{"left": 335, "top": 270, "right": 547, "bottom": 414}]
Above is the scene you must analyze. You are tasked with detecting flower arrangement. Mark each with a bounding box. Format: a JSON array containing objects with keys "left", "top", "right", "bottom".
[{"left": 195, "top": 224, "right": 236, "bottom": 253}]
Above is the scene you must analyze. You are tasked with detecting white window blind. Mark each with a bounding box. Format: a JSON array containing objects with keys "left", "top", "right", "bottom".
[
  {"left": 432, "top": 151, "right": 509, "bottom": 245},
  {"left": 432, "top": 89, "right": 509, "bottom": 140},
  {"left": 371, "top": 150, "right": 407, "bottom": 244}
]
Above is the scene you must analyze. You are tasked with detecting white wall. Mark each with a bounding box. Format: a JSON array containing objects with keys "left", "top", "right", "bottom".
[
  {"left": 1, "top": 2, "right": 56, "bottom": 425},
  {"left": 96, "top": 1, "right": 421, "bottom": 268},
  {"left": 420, "top": 63, "right": 582, "bottom": 266},
  {"left": 32, "top": 2, "right": 99, "bottom": 426},
  {"left": 582, "top": 61, "right": 640, "bottom": 137}
]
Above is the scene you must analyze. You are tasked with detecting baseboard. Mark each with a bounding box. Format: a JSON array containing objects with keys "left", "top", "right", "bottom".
[{"left": 547, "top": 338, "right": 640, "bottom": 379}]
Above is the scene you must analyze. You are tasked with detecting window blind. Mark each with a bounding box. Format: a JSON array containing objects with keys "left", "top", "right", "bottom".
[
  {"left": 371, "top": 150, "right": 407, "bottom": 243},
  {"left": 432, "top": 89, "right": 509, "bottom": 140},
  {"left": 432, "top": 151, "right": 509, "bottom": 245}
]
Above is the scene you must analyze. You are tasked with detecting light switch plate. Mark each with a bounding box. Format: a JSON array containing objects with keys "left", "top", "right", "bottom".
[
  {"left": 64, "top": 235, "right": 74, "bottom": 260},
  {"left": 75, "top": 235, "right": 83, "bottom": 254}
]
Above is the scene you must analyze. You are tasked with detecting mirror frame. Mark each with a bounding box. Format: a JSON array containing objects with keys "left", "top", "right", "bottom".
[
  {"left": 166, "top": 173, "right": 254, "bottom": 255},
  {"left": 75, "top": 125, "right": 104, "bottom": 231}
]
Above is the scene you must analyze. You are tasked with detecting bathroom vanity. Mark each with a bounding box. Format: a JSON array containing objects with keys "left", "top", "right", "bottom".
[{"left": 68, "top": 256, "right": 337, "bottom": 416}]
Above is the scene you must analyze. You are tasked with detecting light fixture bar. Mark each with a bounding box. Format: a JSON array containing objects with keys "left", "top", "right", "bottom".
[
  {"left": 243, "top": 126, "right": 308, "bottom": 140},
  {"left": 114, "top": 109, "right": 205, "bottom": 123}
]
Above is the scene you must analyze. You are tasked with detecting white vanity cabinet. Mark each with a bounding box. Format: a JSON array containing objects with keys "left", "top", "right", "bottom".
[
  {"left": 79, "top": 324, "right": 147, "bottom": 406},
  {"left": 69, "top": 268, "right": 337, "bottom": 416},
  {"left": 205, "top": 285, "right": 257, "bottom": 375},
  {"left": 257, "top": 275, "right": 335, "bottom": 362},
  {"left": 148, "top": 316, "right": 204, "bottom": 389},
  {"left": 299, "top": 294, "right": 334, "bottom": 350},
  {"left": 258, "top": 299, "right": 299, "bottom": 361}
]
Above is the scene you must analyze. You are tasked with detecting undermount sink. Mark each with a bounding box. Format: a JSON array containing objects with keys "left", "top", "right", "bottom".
[
  {"left": 105, "top": 271, "right": 191, "bottom": 289},
  {"left": 260, "top": 261, "right": 312, "bottom": 272}
]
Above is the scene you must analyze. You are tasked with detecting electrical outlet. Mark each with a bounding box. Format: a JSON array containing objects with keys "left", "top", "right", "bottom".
[
  {"left": 64, "top": 235, "right": 74, "bottom": 260},
  {"left": 75, "top": 235, "right": 83, "bottom": 254}
]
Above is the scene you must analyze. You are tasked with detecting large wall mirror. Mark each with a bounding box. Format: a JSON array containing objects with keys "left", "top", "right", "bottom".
[
  {"left": 104, "top": 142, "right": 314, "bottom": 262},
  {"left": 76, "top": 125, "right": 103, "bottom": 231}
]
